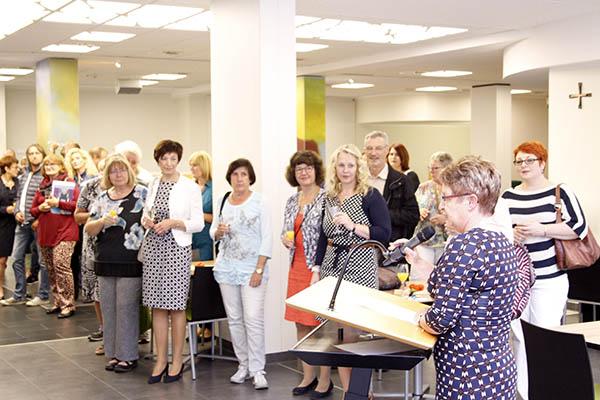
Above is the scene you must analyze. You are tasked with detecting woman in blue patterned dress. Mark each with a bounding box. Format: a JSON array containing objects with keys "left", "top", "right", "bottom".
[{"left": 394, "top": 156, "right": 518, "bottom": 399}]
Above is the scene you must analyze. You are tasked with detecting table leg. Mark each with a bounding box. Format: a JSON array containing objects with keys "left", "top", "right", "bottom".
[{"left": 345, "top": 368, "right": 372, "bottom": 400}]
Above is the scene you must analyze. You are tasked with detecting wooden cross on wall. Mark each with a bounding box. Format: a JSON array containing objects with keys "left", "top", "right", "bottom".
[{"left": 569, "top": 82, "right": 592, "bottom": 109}]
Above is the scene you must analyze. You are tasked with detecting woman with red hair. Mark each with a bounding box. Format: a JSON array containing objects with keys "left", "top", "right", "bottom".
[{"left": 501, "top": 141, "right": 589, "bottom": 399}]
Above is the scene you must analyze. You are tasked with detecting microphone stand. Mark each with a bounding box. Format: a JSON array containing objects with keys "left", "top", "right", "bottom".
[{"left": 328, "top": 239, "right": 389, "bottom": 312}]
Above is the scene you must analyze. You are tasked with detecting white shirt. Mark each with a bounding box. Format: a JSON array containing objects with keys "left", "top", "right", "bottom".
[{"left": 368, "top": 163, "right": 388, "bottom": 195}]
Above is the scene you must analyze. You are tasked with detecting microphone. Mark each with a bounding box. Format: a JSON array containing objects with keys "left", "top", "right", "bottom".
[{"left": 383, "top": 225, "right": 436, "bottom": 266}]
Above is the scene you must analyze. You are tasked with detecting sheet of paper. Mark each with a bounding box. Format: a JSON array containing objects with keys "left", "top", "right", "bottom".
[
  {"left": 354, "top": 296, "right": 418, "bottom": 325},
  {"left": 334, "top": 338, "right": 413, "bottom": 355}
]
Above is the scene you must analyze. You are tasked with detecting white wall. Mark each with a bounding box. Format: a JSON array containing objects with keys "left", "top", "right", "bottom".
[
  {"left": 511, "top": 96, "right": 548, "bottom": 181},
  {"left": 5, "top": 87, "right": 212, "bottom": 171},
  {"left": 325, "top": 96, "right": 356, "bottom": 161},
  {"left": 548, "top": 65, "right": 600, "bottom": 232}
]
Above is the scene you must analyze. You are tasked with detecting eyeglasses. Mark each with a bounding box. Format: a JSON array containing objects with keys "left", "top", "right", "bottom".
[
  {"left": 109, "top": 168, "right": 127, "bottom": 175},
  {"left": 365, "top": 146, "right": 386, "bottom": 152},
  {"left": 513, "top": 158, "right": 540, "bottom": 167},
  {"left": 295, "top": 166, "right": 314, "bottom": 174},
  {"left": 441, "top": 193, "right": 473, "bottom": 201},
  {"left": 429, "top": 166, "right": 442, "bottom": 172}
]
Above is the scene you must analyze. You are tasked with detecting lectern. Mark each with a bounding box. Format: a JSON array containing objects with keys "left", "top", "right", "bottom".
[{"left": 286, "top": 277, "right": 437, "bottom": 400}]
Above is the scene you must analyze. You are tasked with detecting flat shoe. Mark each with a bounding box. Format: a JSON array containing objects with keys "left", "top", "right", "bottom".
[
  {"left": 46, "top": 307, "right": 60, "bottom": 314},
  {"left": 311, "top": 380, "right": 334, "bottom": 399},
  {"left": 95, "top": 345, "right": 105, "bottom": 356},
  {"left": 114, "top": 360, "right": 138, "bottom": 373},
  {"left": 293, "top": 377, "right": 318, "bottom": 395},
  {"left": 105, "top": 358, "right": 119, "bottom": 371},
  {"left": 58, "top": 310, "right": 75, "bottom": 319}
]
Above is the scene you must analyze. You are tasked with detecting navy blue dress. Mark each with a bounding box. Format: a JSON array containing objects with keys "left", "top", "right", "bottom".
[{"left": 424, "top": 228, "right": 518, "bottom": 399}]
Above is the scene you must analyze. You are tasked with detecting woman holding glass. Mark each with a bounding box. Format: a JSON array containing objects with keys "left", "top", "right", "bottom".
[
  {"left": 281, "top": 151, "right": 327, "bottom": 396},
  {"left": 394, "top": 156, "right": 518, "bottom": 399},
  {"left": 85, "top": 154, "right": 148, "bottom": 372},
  {"left": 313, "top": 144, "right": 391, "bottom": 397},
  {"left": 412, "top": 151, "right": 453, "bottom": 279},
  {"left": 141, "top": 140, "right": 204, "bottom": 383},
  {"left": 502, "top": 141, "right": 588, "bottom": 399},
  {"left": 210, "top": 158, "right": 272, "bottom": 390},
  {"left": 30, "top": 154, "right": 80, "bottom": 318}
]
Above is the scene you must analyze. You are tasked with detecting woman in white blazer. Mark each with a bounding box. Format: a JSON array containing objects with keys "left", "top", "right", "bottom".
[{"left": 141, "top": 140, "right": 204, "bottom": 384}]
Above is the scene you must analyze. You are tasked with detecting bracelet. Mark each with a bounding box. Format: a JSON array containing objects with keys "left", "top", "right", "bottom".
[{"left": 312, "top": 266, "right": 320, "bottom": 273}]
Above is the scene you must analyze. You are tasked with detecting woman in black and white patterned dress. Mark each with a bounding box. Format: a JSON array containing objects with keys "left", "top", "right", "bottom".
[
  {"left": 141, "top": 140, "right": 204, "bottom": 384},
  {"left": 313, "top": 144, "right": 391, "bottom": 397}
]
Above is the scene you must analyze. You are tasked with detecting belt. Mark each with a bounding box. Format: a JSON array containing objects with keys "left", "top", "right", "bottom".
[{"left": 327, "top": 240, "right": 358, "bottom": 249}]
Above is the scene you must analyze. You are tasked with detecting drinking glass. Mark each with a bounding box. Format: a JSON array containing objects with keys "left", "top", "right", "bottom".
[
  {"left": 397, "top": 264, "right": 409, "bottom": 292},
  {"left": 326, "top": 204, "right": 343, "bottom": 234}
]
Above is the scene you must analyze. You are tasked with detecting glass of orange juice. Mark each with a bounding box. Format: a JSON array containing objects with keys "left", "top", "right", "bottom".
[
  {"left": 397, "top": 264, "right": 409, "bottom": 292},
  {"left": 285, "top": 231, "right": 294, "bottom": 240}
]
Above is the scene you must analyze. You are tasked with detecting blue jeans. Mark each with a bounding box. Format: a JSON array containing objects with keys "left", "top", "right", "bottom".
[{"left": 11, "top": 224, "right": 49, "bottom": 300}]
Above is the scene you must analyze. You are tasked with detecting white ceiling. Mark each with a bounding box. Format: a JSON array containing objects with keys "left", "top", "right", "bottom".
[{"left": 1, "top": 0, "right": 599, "bottom": 97}]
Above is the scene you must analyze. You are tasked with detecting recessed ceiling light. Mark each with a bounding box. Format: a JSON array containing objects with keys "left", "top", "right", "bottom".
[
  {"left": 296, "top": 43, "right": 329, "bottom": 52},
  {"left": 0, "top": 68, "right": 34, "bottom": 75},
  {"left": 421, "top": 70, "right": 472, "bottom": 77},
  {"left": 0, "top": 76, "right": 15, "bottom": 82},
  {"left": 42, "top": 44, "right": 100, "bottom": 53},
  {"left": 140, "top": 80, "right": 159, "bottom": 86},
  {"left": 141, "top": 73, "right": 187, "bottom": 81},
  {"left": 415, "top": 86, "right": 457, "bottom": 92},
  {"left": 71, "top": 31, "right": 136, "bottom": 42},
  {"left": 331, "top": 79, "right": 374, "bottom": 89},
  {"left": 164, "top": 11, "right": 212, "bottom": 31},
  {"left": 115, "top": 62, "right": 121, "bottom": 68},
  {"left": 107, "top": 4, "right": 203, "bottom": 28},
  {"left": 511, "top": 89, "right": 532, "bottom": 94}
]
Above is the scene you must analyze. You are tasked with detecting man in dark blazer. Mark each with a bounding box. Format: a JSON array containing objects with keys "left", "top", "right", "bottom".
[{"left": 364, "top": 131, "right": 419, "bottom": 242}]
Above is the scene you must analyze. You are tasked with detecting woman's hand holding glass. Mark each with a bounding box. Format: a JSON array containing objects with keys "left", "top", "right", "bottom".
[
  {"left": 215, "top": 221, "right": 230, "bottom": 240},
  {"left": 282, "top": 230, "right": 294, "bottom": 249},
  {"left": 103, "top": 212, "right": 118, "bottom": 228},
  {"left": 142, "top": 208, "right": 155, "bottom": 229},
  {"left": 333, "top": 211, "right": 354, "bottom": 232}
]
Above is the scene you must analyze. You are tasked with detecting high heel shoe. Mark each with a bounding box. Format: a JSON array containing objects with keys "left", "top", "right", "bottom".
[
  {"left": 311, "top": 380, "right": 334, "bottom": 399},
  {"left": 164, "top": 363, "right": 183, "bottom": 383},
  {"left": 148, "top": 364, "right": 168, "bottom": 384}
]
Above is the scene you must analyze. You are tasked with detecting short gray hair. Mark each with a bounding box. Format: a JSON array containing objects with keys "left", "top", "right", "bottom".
[
  {"left": 431, "top": 151, "right": 453, "bottom": 167},
  {"left": 114, "top": 140, "right": 142, "bottom": 161},
  {"left": 364, "top": 131, "right": 389, "bottom": 145}
]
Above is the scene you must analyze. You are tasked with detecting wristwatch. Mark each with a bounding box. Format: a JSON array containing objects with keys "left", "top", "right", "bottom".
[{"left": 255, "top": 268, "right": 263, "bottom": 274}]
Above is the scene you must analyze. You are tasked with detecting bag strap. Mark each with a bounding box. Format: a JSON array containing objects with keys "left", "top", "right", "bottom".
[
  {"left": 555, "top": 184, "right": 563, "bottom": 224},
  {"left": 219, "top": 191, "right": 231, "bottom": 218}
]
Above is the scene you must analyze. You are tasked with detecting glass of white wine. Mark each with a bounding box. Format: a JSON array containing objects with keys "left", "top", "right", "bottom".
[
  {"left": 326, "top": 204, "right": 343, "bottom": 235},
  {"left": 397, "top": 263, "right": 409, "bottom": 293}
]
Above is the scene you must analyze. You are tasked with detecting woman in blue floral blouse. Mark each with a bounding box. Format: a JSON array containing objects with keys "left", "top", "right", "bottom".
[
  {"left": 85, "top": 154, "right": 148, "bottom": 373},
  {"left": 393, "top": 156, "right": 518, "bottom": 399}
]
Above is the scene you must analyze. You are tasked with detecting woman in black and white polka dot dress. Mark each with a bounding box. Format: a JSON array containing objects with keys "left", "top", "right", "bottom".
[
  {"left": 141, "top": 140, "right": 204, "bottom": 384},
  {"left": 312, "top": 144, "right": 391, "bottom": 397}
]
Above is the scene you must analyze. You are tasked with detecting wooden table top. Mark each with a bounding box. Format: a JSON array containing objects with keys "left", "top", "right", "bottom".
[{"left": 552, "top": 321, "right": 600, "bottom": 348}]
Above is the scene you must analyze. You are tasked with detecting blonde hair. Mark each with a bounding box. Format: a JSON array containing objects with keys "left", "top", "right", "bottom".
[
  {"left": 65, "top": 148, "right": 98, "bottom": 178},
  {"left": 188, "top": 151, "right": 213, "bottom": 182},
  {"left": 102, "top": 153, "right": 137, "bottom": 189},
  {"left": 41, "top": 154, "right": 67, "bottom": 178},
  {"left": 326, "top": 144, "right": 370, "bottom": 198}
]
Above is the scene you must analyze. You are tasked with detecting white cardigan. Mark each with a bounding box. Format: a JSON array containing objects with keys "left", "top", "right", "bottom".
[{"left": 145, "top": 174, "right": 204, "bottom": 247}]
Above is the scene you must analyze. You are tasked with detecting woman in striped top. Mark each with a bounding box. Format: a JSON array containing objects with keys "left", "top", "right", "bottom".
[{"left": 501, "top": 141, "right": 588, "bottom": 400}]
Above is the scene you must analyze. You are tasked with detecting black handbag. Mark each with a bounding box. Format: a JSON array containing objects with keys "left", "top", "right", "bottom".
[{"left": 214, "top": 191, "right": 231, "bottom": 256}]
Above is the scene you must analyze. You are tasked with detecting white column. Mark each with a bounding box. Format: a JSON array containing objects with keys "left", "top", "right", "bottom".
[
  {"left": 0, "top": 84, "right": 6, "bottom": 154},
  {"left": 210, "top": 0, "right": 297, "bottom": 354},
  {"left": 548, "top": 66, "right": 599, "bottom": 231},
  {"left": 471, "top": 84, "right": 512, "bottom": 189}
]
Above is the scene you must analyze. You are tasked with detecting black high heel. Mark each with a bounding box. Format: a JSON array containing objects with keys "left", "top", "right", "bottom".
[
  {"left": 293, "top": 377, "right": 318, "bottom": 395},
  {"left": 148, "top": 364, "right": 168, "bottom": 384},
  {"left": 164, "top": 363, "right": 183, "bottom": 383}
]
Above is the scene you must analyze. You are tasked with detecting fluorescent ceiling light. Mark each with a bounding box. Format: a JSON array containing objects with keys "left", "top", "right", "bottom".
[
  {"left": 296, "top": 43, "right": 329, "bottom": 52},
  {"left": 107, "top": 4, "right": 203, "bottom": 28},
  {"left": 511, "top": 89, "right": 532, "bottom": 94},
  {"left": 421, "top": 70, "right": 472, "bottom": 77},
  {"left": 415, "top": 86, "right": 457, "bottom": 92},
  {"left": 71, "top": 31, "right": 136, "bottom": 42},
  {"left": 331, "top": 79, "right": 374, "bottom": 89},
  {"left": 0, "top": 76, "right": 15, "bottom": 82},
  {"left": 140, "top": 80, "right": 159, "bottom": 86},
  {"left": 0, "top": 2, "right": 49, "bottom": 36},
  {"left": 141, "top": 73, "right": 187, "bottom": 81},
  {"left": 295, "top": 16, "right": 467, "bottom": 44},
  {"left": 164, "top": 11, "right": 212, "bottom": 31},
  {"left": 0, "top": 68, "right": 34, "bottom": 75},
  {"left": 42, "top": 44, "right": 100, "bottom": 53}
]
